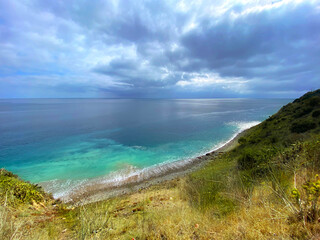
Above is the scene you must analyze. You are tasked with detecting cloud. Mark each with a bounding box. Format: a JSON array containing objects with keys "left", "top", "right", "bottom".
[
  {"left": 179, "top": 1, "right": 320, "bottom": 77},
  {"left": 0, "top": 0, "right": 319, "bottom": 98}
]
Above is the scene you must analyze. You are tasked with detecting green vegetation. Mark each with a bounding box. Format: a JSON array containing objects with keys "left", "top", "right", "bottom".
[
  {"left": 0, "top": 168, "right": 49, "bottom": 205},
  {"left": 183, "top": 89, "right": 320, "bottom": 238},
  {"left": 312, "top": 110, "right": 320, "bottom": 118},
  {"left": 1, "top": 89, "right": 320, "bottom": 239},
  {"left": 0, "top": 168, "right": 70, "bottom": 240}
]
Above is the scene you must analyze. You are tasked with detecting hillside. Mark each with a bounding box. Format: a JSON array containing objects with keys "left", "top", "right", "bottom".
[
  {"left": 1, "top": 89, "right": 320, "bottom": 239},
  {"left": 238, "top": 89, "right": 320, "bottom": 148}
]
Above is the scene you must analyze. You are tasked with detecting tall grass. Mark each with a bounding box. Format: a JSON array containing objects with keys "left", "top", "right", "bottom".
[
  {"left": 76, "top": 201, "right": 113, "bottom": 239},
  {"left": 182, "top": 137, "right": 320, "bottom": 239},
  {"left": 0, "top": 194, "right": 29, "bottom": 240}
]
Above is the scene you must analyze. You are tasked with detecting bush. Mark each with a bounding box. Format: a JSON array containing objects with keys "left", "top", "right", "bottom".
[
  {"left": 238, "top": 149, "right": 258, "bottom": 170},
  {"left": 0, "top": 169, "right": 44, "bottom": 205},
  {"left": 295, "top": 107, "right": 313, "bottom": 117},
  {"left": 290, "top": 120, "right": 316, "bottom": 133},
  {"left": 266, "top": 116, "right": 274, "bottom": 122},
  {"left": 238, "top": 137, "right": 247, "bottom": 144},
  {"left": 248, "top": 138, "right": 262, "bottom": 144},
  {"left": 291, "top": 174, "right": 320, "bottom": 222},
  {"left": 307, "top": 96, "right": 320, "bottom": 107},
  {"left": 237, "top": 148, "right": 274, "bottom": 172},
  {"left": 269, "top": 136, "right": 278, "bottom": 144},
  {"left": 312, "top": 110, "right": 320, "bottom": 118}
]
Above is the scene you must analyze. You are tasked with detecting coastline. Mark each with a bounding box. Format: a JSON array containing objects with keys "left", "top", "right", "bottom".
[{"left": 66, "top": 126, "right": 252, "bottom": 206}]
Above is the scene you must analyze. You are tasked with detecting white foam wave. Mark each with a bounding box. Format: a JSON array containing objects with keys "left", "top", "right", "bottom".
[
  {"left": 205, "top": 121, "right": 261, "bottom": 154},
  {"left": 40, "top": 178, "right": 88, "bottom": 199},
  {"left": 131, "top": 145, "right": 147, "bottom": 150},
  {"left": 227, "top": 121, "right": 261, "bottom": 132}
]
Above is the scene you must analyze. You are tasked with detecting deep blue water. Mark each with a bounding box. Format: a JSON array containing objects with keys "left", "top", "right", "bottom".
[{"left": 0, "top": 98, "right": 291, "bottom": 198}]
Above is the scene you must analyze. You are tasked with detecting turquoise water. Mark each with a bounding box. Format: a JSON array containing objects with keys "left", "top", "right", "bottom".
[{"left": 0, "top": 98, "right": 291, "bottom": 198}]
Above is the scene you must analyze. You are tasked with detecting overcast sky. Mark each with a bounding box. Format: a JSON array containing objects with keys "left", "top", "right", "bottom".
[{"left": 0, "top": 0, "right": 319, "bottom": 98}]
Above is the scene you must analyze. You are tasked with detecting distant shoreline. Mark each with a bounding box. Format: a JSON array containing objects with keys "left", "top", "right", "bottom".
[{"left": 65, "top": 126, "right": 253, "bottom": 206}]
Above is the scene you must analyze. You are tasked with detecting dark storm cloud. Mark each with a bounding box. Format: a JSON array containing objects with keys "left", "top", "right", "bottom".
[
  {"left": 94, "top": 0, "right": 320, "bottom": 97},
  {"left": 94, "top": 57, "right": 182, "bottom": 88},
  {"left": 0, "top": 0, "right": 319, "bottom": 98},
  {"left": 178, "top": 1, "right": 320, "bottom": 81}
]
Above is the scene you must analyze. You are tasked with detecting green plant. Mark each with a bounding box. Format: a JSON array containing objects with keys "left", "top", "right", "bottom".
[
  {"left": 0, "top": 169, "right": 45, "bottom": 205},
  {"left": 295, "top": 106, "right": 313, "bottom": 117},
  {"left": 291, "top": 174, "right": 320, "bottom": 222},
  {"left": 238, "top": 137, "right": 247, "bottom": 145},
  {"left": 290, "top": 120, "right": 316, "bottom": 133},
  {"left": 312, "top": 110, "right": 320, "bottom": 118},
  {"left": 237, "top": 147, "right": 276, "bottom": 173},
  {"left": 307, "top": 96, "right": 320, "bottom": 107}
]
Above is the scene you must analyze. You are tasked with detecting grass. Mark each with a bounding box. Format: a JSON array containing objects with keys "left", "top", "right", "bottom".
[
  {"left": 0, "top": 168, "right": 49, "bottom": 206},
  {"left": 0, "top": 168, "right": 72, "bottom": 239},
  {"left": 183, "top": 154, "right": 240, "bottom": 215}
]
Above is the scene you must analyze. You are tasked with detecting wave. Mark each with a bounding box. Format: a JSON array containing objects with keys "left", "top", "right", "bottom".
[{"left": 227, "top": 121, "right": 261, "bottom": 132}]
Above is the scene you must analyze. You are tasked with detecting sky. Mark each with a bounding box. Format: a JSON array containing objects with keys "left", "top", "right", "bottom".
[{"left": 0, "top": 0, "right": 319, "bottom": 98}]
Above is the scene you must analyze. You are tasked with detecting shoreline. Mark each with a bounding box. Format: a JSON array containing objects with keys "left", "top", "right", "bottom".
[{"left": 66, "top": 127, "right": 252, "bottom": 206}]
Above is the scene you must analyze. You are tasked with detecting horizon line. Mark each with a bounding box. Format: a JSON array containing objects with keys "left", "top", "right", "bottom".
[{"left": 0, "top": 97, "right": 294, "bottom": 100}]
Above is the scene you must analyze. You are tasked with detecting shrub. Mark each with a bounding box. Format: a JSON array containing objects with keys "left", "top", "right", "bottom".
[
  {"left": 237, "top": 148, "right": 274, "bottom": 172},
  {"left": 238, "top": 149, "right": 258, "bottom": 170},
  {"left": 312, "top": 110, "right": 320, "bottom": 118},
  {"left": 291, "top": 174, "right": 320, "bottom": 222},
  {"left": 269, "top": 136, "right": 278, "bottom": 144},
  {"left": 307, "top": 96, "right": 320, "bottom": 107},
  {"left": 290, "top": 120, "right": 316, "bottom": 133},
  {"left": 0, "top": 169, "right": 44, "bottom": 205},
  {"left": 266, "top": 116, "right": 274, "bottom": 122},
  {"left": 295, "top": 107, "right": 313, "bottom": 117},
  {"left": 238, "top": 137, "right": 247, "bottom": 144},
  {"left": 248, "top": 138, "right": 262, "bottom": 144}
]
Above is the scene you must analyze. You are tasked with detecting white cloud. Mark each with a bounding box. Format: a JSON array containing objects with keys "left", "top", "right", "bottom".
[{"left": 176, "top": 73, "right": 248, "bottom": 90}]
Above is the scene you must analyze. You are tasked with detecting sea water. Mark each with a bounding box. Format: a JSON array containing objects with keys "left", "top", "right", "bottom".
[{"left": 0, "top": 98, "right": 291, "bottom": 198}]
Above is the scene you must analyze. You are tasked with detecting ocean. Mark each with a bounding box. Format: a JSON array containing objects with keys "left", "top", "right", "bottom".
[{"left": 0, "top": 98, "right": 291, "bottom": 199}]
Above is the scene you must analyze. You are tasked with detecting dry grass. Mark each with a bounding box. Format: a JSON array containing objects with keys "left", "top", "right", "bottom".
[
  {"left": 0, "top": 173, "right": 317, "bottom": 239},
  {"left": 0, "top": 195, "right": 71, "bottom": 240},
  {"left": 0, "top": 165, "right": 316, "bottom": 240},
  {"left": 0, "top": 205, "right": 26, "bottom": 240},
  {"left": 62, "top": 177, "right": 298, "bottom": 240}
]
